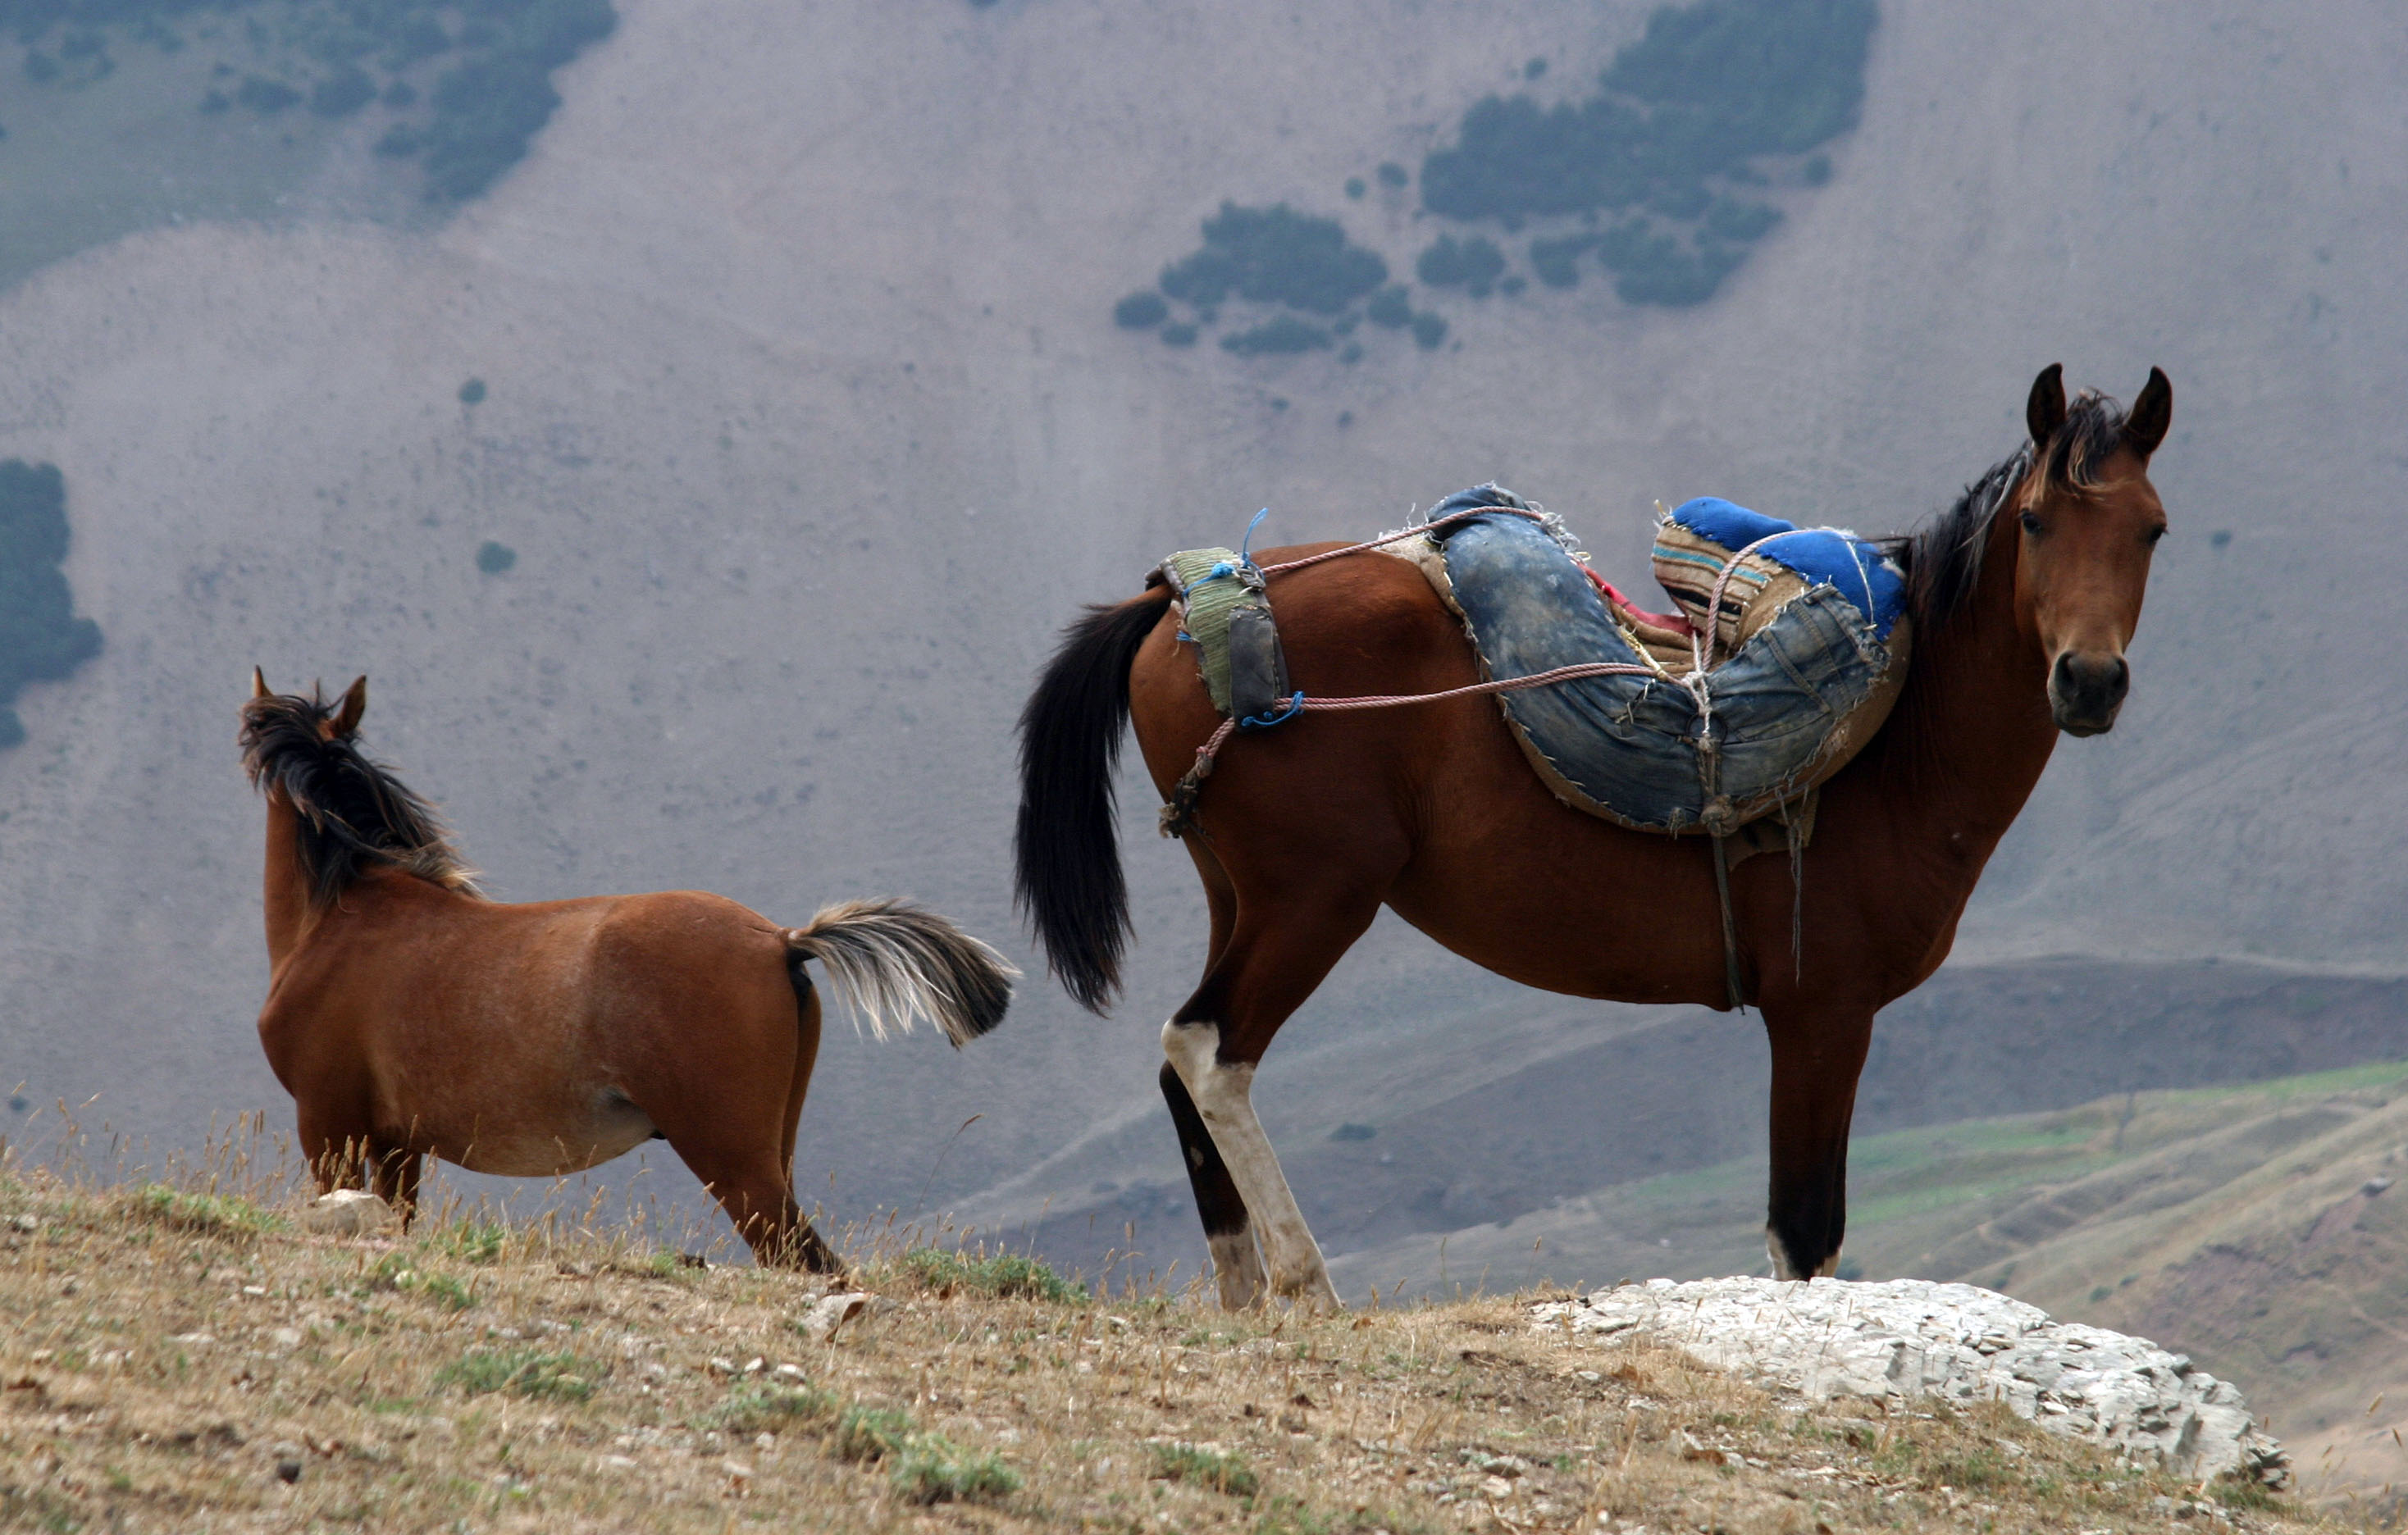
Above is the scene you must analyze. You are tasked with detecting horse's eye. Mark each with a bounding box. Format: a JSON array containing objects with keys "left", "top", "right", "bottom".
[
  {"left": 2144, "top": 524, "right": 2168, "bottom": 544},
  {"left": 2019, "top": 511, "right": 2044, "bottom": 535}
]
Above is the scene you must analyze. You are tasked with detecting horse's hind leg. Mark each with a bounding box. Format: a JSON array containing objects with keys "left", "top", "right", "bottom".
[
  {"left": 1161, "top": 1062, "right": 1266, "bottom": 1308},
  {"left": 1762, "top": 1005, "right": 1876, "bottom": 1279},
  {"left": 1164, "top": 883, "right": 1384, "bottom": 1311},
  {"left": 1161, "top": 849, "right": 1267, "bottom": 1308}
]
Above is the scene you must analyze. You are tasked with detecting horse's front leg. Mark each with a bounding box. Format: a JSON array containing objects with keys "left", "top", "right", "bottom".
[{"left": 1761, "top": 1004, "right": 1877, "bottom": 1280}]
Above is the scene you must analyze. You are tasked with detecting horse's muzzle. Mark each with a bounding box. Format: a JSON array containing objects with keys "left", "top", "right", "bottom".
[{"left": 2050, "top": 650, "right": 2129, "bottom": 736}]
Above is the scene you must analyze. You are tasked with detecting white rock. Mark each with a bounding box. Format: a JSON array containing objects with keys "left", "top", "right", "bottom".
[
  {"left": 793, "top": 1291, "right": 873, "bottom": 1341},
  {"left": 301, "top": 1190, "right": 396, "bottom": 1237},
  {"left": 1534, "top": 1277, "right": 2289, "bottom": 1487}
]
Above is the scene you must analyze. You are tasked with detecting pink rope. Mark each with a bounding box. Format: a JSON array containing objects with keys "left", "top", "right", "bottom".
[{"left": 1250, "top": 506, "right": 1549, "bottom": 578}]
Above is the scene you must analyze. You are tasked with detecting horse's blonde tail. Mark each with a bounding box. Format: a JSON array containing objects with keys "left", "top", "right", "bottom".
[{"left": 785, "top": 899, "right": 1017, "bottom": 1048}]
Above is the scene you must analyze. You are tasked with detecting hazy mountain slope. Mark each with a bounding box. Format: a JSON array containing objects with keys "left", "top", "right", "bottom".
[{"left": 0, "top": 0, "right": 2402, "bottom": 1249}]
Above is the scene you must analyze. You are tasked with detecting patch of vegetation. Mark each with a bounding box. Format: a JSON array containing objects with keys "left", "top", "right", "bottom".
[
  {"left": 435, "top": 1220, "right": 505, "bottom": 1263},
  {"left": 1416, "top": 233, "right": 1506, "bottom": 297},
  {"left": 1151, "top": 1441, "right": 1258, "bottom": 1495},
  {"left": 1113, "top": 290, "right": 1168, "bottom": 329},
  {"left": 4, "top": 0, "right": 618, "bottom": 214},
  {"left": 458, "top": 376, "right": 487, "bottom": 405},
  {"left": 366, "top": 1253, "right": 477, "bottom": 1309},
  {"left": 888, "top": 1246, "right": 1085, "bottom": 1305},
  {"left": 130, "top": 1185, "right": 280, "bottom": 1239},
  {"left": 834, "top": 1405, "right": 917, "bottom": 1462},
  {"left": 1416, "top": 0, "right": 1873, "bottom": 305},
  {"left": 0, "top": 460, "right": 102, "bottom": 750},
  {"left": 1159, "top": 203, "right": 1387, "bottom": 316},
  {"left": 889, "top": 1435, "right": 1021, "bottom": 1505},
  {"left": 1329, "top": 1123, "right": 1377, "bottom": 1142},
  {"left": 696, "top": 1380, "right": 834, "bottom": 1434},
  {"left": 1221, "top": 315, "right": 1331, "bottom": 356},
  {"left": 436, "top": 1347, "right": 603, "bottom": 1401},
  {"left": 475, "top": 539, "right": 516, "bottom": 573}
]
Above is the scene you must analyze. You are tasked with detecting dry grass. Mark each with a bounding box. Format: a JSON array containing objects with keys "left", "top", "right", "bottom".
[{"left": 0, "top": 1156, "right": 2365, "bottom": 1535}]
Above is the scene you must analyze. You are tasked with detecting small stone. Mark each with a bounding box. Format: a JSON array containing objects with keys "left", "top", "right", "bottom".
[
  {"left": 269, "top": 1328, "right": 303, "bottom": 1350},
  {"left": 773, "top": 1363, "right": 808, "bottom": 1382},
  {"left": 599, "top": 1454, "right": 638, "bottom": 1471},
  {"left": 9, "top": 1214, "right": 35, "bottom": 1232},
  {"left": 302, "top": 1190, "right": 397, "bottom": 1237},
  {"left": 1481, "top": 1475, "right": 1514, "bottom": 1499},
  {"left": 275, "top": 1460, "right": 303, "bottom": 1484},
  {"left": 793, "top": 1292, "right": 873, "bottom": 1342},
  {"left": 2365, "top": 1176, "right": 2394, "bottom": 1196},
  {"left": 706, "top": 1357, "right": 737, "bottom": 1375}
]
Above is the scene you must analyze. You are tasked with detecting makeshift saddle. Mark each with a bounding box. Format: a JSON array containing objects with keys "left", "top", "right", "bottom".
[{"left": 1158, "top": 484, "right": 1911, "bottom": 838}]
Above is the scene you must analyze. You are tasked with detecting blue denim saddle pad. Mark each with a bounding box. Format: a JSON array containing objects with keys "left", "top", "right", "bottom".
[{"left": 1429, "top": 490, "right": 1906, "bottom": 834}]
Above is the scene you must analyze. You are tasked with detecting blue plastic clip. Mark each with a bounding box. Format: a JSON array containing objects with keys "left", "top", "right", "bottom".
[{"left": 1239, "top": 506, "right": 1270, "bottom": 570}]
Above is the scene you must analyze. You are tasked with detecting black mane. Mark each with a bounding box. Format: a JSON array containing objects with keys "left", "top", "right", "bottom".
[
  {"left": 239, "top": 689, "right": 479, "bottom": 908},
  {"left": 1890, "top": 388, "right": 2132, "bottom": 635}
]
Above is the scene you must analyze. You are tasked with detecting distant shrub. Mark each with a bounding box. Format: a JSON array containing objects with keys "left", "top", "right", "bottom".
[
  {"left": 1417, "top": 0, "right": 1873, "bottom": 305},
  {"left": 236, "top": 75, "right": 301, "bottom": 114},
  {"left": 310, "top": 66, "right": 376, "bottom": 117},
  {"left": 1160, "top": 323, "right": 1198, "bottom": 348},
  {"left": 1329, "top": 1123, "right": 1376, "bottom": 1141},
  {"left": 1159, "top": 203, "right": 1387, "bottom": 316},
  {"left": 476, "top": 540, "right": 516, "bottom": 574},
  {"left": 1375, "top": 161, "right": 1409, "bottom": 189},
  {"left": 1416, "top": 233, "right": 1507, "bottom": 297},
  {"left": 0, "top": 460, "right": 102, "bottom": 750},
  {"left": 1220, "top": 316, "right": 1332, "bottom": 357},
  {"left": 1364, "top": 285, "right": 1413, "bottom": 329},
  {"left": 1410, "top": 311, "right": 1448, "bottom": 349},
  {"left": 1343, "top": 175, "right": 1366, "bottom": 199},
  {"left": 23, "top": 49, "right": 59, "bottom": 82},
  {"left": 1113, "top": 291, "right": 1168, "bottom": 329},
  {"left": 1530, "top": 232, "right": 1597, "bottom": 288},
  {"left": 458, "top": 376, "right": 487, "bottom": 405}
]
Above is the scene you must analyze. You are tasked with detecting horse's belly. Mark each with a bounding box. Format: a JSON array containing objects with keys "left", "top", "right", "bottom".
[{"left": 432, "top": 1093, "right": 656, "bottom": 1177}]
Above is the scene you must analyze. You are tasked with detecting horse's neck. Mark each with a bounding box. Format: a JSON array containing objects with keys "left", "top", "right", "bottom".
[
  {"left": 262, "top": 790, "right": 318, "bottom": 971},
  {"left": 1877, "top": 516, "right": 2057, "bottom": 852}
]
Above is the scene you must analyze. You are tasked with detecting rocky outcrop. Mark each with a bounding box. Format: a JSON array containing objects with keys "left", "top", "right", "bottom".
[{"left": 1535, "top": 1277, "right": 2290, "bottom": 1487}]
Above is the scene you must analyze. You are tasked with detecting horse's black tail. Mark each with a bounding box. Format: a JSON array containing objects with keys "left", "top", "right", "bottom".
[{"left": 1015, "top": 585, "right": 1174, "bottom": 1014}]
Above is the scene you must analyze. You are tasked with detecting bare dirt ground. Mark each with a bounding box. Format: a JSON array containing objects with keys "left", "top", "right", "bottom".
[{"left": 0, "top": 1157, "right": 2364, "bottom": 1534}]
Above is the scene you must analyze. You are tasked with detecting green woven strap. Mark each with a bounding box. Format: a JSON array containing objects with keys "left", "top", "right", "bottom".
[{"left": 1162, "top": 547, "right": 1256, "bottom": 716}]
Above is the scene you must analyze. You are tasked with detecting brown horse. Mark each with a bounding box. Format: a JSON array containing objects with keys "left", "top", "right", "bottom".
[
  {"left": 242, "top": 672, "right": 1015, "bottom": 1269},
  {"left": 1017, "top": 365, "right": 2171, "bottom": 1308}
]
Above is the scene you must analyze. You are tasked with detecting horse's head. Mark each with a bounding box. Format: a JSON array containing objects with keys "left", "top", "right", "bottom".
[
  {"left": 249, "top": 668, "right": 367, "bottom": 741},
  {"left": 2012, "top": 364, "right": 2172, "bottom": 736}
]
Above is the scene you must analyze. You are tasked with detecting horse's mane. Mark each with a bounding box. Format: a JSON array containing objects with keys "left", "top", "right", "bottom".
[
  {"left": 239, "top": 689, "right": 481, "bottom": 909},
  {"left": 1888, "top": 388, "right": 2132, "bottom": 635}
]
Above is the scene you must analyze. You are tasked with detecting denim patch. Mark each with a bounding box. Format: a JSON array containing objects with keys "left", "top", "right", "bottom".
[{"left": 1436, "top": 511, "right": 1899, "bottom": 832}]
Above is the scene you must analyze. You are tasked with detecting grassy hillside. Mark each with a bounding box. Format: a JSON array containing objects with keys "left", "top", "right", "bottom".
[
  {"left": 1332, "top": 1063, "right": 2408, "bottom": 1501},
  {"left": 0, "top": 1163, "right": 2351, "bottom": 1533}
]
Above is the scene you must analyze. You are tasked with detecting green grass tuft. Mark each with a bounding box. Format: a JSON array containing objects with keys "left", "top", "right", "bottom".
[
  {"left": 436, "top": 1349, "right": 602, "bottom": 1401},
  {"left": 130, "top": 1185, "right": 280, "bottom": 1239},
  {"left": 1150, "top": 1440, "right": 1259, "bottom": 1495},
  {"left": 888, "top": 1434, "right": 1020, "bottom": 1505},
  {"left": 889, "top": 1247, "right": 1086, "bottom": 1305},
  {"left": 834, "top": 1405, "right": 917, "bottom": 1463},
  {"left": 696, "top": 1380, "right": 835, "bottom": 1434}
]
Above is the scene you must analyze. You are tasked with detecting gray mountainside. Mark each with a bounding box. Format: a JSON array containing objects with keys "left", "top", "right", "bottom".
[{"left": 0, "top": 0, "right": 2401, "bottom": 1282}]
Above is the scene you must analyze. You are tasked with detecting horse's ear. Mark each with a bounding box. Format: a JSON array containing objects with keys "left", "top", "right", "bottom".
[
  {"left": 2123, "top": 367, "right": 2172, "bottom": 458},
  {"left": 2026, "top": 362, "right": 2067, "bottom": 446},
  {"left": 250, "top": 667, "right": 271, "bottom": 700},
  {"left": 328, "top": 676, "right": 367, "bottom": 738}
]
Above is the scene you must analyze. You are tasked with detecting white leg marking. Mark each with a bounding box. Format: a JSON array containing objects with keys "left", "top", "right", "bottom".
[
  {"left": 1163, "top": 1020, "right": 1341, "bottom": 1310},
  {"left": 1207, "top": 1230, "right": 1267, "bottom": 1310},
  {"left": 1767, "top": 1228, "right": 1801, "bottom": 1281}
]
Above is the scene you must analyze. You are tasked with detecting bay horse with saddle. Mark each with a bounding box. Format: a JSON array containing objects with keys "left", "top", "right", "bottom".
[
  {"left": 241, "top": 673, "right": 1015, "bottom": 1269},
  {"left": 1016, "top": 364, "right": 2172, "bottom": 1308}
]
